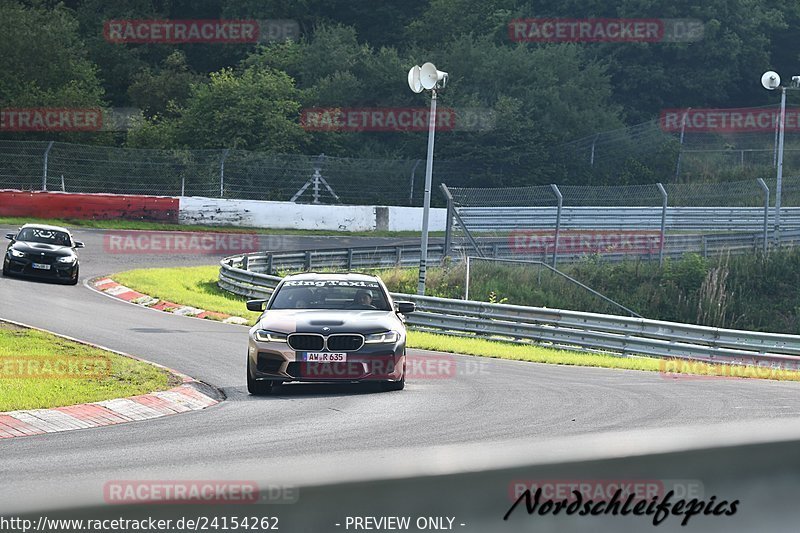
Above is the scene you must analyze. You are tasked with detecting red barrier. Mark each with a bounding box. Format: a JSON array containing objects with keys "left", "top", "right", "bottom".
[{"left": 0, "top": 191, "right": 179, "bottom": 222}]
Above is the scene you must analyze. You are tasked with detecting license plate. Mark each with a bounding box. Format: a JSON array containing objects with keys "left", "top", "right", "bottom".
[
  {"left": 303, "top": 352, "right": 347, "bottom": 362},
  {"left": 32, "top": 263, "right": 51, "bottom": 270}
]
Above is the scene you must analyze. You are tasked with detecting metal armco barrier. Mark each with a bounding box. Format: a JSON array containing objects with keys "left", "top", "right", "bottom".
[
  {"left": 455, "top": 206, "right": 800, "bottom": 232},
  {"left": 219, "top": 241, "right": 800, "bottom": 365}
]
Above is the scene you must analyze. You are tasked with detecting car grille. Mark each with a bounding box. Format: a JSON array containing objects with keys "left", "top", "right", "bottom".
[
  {"left": 327, "top": 334, "right": 364, "bottom": 352},
  {"left": 29, "top": 254, "right": 57, "bottom": 264},
  {"left": 288, "top": 334, "right": 324, "bottom": 351}
]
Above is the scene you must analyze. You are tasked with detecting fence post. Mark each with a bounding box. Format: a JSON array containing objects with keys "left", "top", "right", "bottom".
[
  {"left": 757, "top": 178, "right": 770, "bottom": 255},
  {"left": 347, "top": 249, "right": 353, "bottom": 270},
  {"left": 409, "top": 159, "right": 421, "bottom": 205},
  {"left": 305, "top": 250, "right": 312, "bottom": 271},
  {"left": 657, "top": 183, "right": 668, "bottom": 267},
  {"left": 675, "top": 108, "right": 690, "bottom": 178},
  {"left": 590, "top": 133, "right": 599, "bottom": 166},
  {"left": 550, "top": 184, "right": 562, "bottom": 268},
  {"left": 219, "top": 149, "right": 230, "bottom": 198},
  {"left": 42, "top": 141, "right": 54, "bottom": 191},
  {"left": 266, "top": 253, "right": 274, "bottom": 275},
  {"left": 441, "top": 184, "right": 454, "bottom": 258}
]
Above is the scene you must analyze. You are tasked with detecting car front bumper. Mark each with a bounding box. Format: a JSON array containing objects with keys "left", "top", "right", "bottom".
[
  {"left": 4, "top": 255, "right": 78, "bottom": 281},
  {"left": 248, "top": 338, "right": 406, "bottom": 382}
]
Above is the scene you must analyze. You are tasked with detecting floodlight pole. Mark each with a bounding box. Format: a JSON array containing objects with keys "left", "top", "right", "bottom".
[
  {"left": 775, "top": 86, "right": 786, "bottom": 239},
  {"left": 418, "top": 90, "right": 437, "bottom": 295}
]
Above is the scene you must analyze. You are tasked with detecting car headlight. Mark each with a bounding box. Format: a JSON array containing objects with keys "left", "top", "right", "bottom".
[
  {"left": 57, "top": 255, "right": 77, "bottom": 264},
  {"left": 10, "top": 249, "right": 25, "bottom": 258},
  {"left": 255, "top": 330, "right": 288, "bottom": 343},
  {"left": 364, "top": 331, "right": 400, "bottom": 344}
]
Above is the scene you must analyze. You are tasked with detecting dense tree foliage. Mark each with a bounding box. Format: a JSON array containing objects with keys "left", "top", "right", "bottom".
[{"left": 4, "top": 0, "right": 799, "bottom": 185}]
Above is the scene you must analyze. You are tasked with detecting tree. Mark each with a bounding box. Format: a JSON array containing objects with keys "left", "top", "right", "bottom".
[{"left": 127, "top": 66, "right": 307, "bottom": 152}]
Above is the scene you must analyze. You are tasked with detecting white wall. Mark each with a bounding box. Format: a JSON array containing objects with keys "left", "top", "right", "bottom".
[{"left": 179, "top": 197, "right": 446, "bottom": 232}]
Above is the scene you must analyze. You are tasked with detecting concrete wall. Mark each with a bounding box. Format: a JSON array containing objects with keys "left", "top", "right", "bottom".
[
  {"left": 0, "top": 191, "right": 446, "bottom": 232},
  {"left": 0, "top": 190, "right": 178, "bottom": 222},
  {"left": 180, "top": 196, "right": 446, "bottom": 232}
]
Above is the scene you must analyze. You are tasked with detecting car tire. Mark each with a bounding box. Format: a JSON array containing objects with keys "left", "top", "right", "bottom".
[
  {"left": 380, "top": 363, "right": 406, "bottom": 391},
  {"left": 67, "top": 265, "right": 79, "bottom": 285},
  {"left": 1, "top": 261, "right": 8, "bottom": 277},
  {"left": 247, "top": 358, "right": 275, "bottom": 395}
]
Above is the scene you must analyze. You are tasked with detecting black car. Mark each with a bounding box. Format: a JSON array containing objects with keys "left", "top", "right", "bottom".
[
  {"left": 3, "top": 224, "right": 84, "bottom": 285},
  {"left": 245, "top": 272, "right": 416, "bottom": 395}
]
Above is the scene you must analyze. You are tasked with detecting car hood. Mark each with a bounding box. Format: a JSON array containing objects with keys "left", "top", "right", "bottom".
[
  {"left": 10, "top": 241, "right": 74, "bottom": 257},
  {"left": 255, "top": 309, "right": 402, "bottom": 335}
]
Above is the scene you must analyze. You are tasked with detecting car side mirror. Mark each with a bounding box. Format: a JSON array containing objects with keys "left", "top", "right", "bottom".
[
  {"left": 395, "top": 301, "right": 415, "bottom": 314},
  {"left": 74, "top": 241, "right": 85, "bottom": 248},
  {"left": 246, "top": 299, "right": 267, "bottom": 312},
  {"left": 5, "top": 233, "right": 14, "bottom": 240}
]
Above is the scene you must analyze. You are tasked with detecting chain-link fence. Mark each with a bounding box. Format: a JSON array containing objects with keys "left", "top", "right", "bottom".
[
  {"left": 441, "top": 178, "right": 800, "bottom": 267},
  {"left": 558, "top": 103, "right": 800, "bottom": 184},
  {"left": 0, "top": 140, "right": 472, "bottom": 206}
]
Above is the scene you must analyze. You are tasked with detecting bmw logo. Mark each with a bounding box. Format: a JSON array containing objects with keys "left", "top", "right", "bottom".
[{"left": 322, "top": 327, "right": 330, "bottom": 332}]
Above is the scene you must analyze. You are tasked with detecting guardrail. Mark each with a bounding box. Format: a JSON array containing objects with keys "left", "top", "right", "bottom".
[
  {"left": 456, "top": 206, "right": 799, "bottom": 232},
  {"left": 219, "top": 244, "right": 800, "bottom": 365}
]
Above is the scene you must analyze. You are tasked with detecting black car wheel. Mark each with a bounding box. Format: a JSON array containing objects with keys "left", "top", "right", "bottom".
[
  {"left": 67, "top": 265, "right": 79, "bottom": 285},
  {"left": 247, "top": 358, "right": 275, "bottom": 395},
  {"left": 380, "top": 362, "right": 406, "bottom": 391},
  {"left": 2, "top": 260, "right": 8, "bottom": 277}
]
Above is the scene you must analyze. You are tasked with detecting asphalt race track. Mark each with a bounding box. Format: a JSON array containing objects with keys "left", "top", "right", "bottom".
[{"left": 3, "top": 227, "right": 800, "bottom": 530}]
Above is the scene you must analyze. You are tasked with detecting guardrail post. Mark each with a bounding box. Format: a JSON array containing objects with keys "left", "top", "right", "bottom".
[
  {"left": 305, "top": 251, "right": 312, "bottom": 271},
  {"left": 242, "top": 255, "right": 249, "bottom": 270},
  {"left": 441, "top": 184, "right": 454, "bottom": 258},
  {"left": 266, "top": 253, "right": 273, "bottom": 275},
  {"left": 657, "top": 183, "right": 668, "bottom": 267},
  {"left": 757, "top": 178, "right": 770, "bottom": 255},
  {"left": 396, "top": 246, "right": 402, "bottom": 267},
  {"left": 42, "top": 141, "right": 54, "bottom": 191},
  {"left": 347, "top": 249, "right": 353, "bottom": 270},
  {"left": 492, "top": 243, "right": 499, "bottom": 258},
  {"left": 550, "top": 184, "right": 562, "bottom": 268}
]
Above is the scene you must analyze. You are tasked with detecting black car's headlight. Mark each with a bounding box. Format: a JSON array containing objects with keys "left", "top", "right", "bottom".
[
  {"left": 364, "top": 331, "right": 400, "bottom": 344},
  {"left": 10, "top": 249, "right": 25, "bottom": 258},
  {"left": 255, "top": 330, "right": 288, "bottom": 343},
  {"left": 57, "top": 255, "right": 77, "bottom": 264}
]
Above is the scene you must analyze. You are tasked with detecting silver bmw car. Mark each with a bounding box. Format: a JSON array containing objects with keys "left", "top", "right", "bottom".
[{"left": 246, "top": 272, "right": 415, "bottom": 395}]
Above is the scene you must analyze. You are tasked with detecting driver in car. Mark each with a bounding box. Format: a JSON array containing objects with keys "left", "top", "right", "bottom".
[{"left": 352, "top": 289, "right": 375, "bottom": 308}]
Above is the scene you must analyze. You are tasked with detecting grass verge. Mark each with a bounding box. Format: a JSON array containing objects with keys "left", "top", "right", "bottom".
[
  {"left": 0, "top": 322, "right": 172, "bottom": 411},
  {"left": 0, "top": 216, "right": 443, "bottom": 238},
  {"left": 106, "top": 266, "right": 800, "bottom": 381}
]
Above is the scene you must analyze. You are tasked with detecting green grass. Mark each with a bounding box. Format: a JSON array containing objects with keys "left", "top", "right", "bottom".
[
  {"left": 113, "top": 265, "right": 262, "bottom": 323},
  {"left": 0, "top": 322, "right": 172, "bottom": 411},
  {"left": 107, "top": 266, "right": 800, "bottom": 381},
  {"left": 0, "top": 216, "right": 444, "bottom": 238}
]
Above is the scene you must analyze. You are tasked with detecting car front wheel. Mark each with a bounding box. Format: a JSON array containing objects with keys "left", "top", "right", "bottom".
[{"left": 247, "top": 358, "right": 275, "bottom": 395}]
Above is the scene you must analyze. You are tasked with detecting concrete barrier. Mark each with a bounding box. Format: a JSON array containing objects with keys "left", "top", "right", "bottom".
[
  {"left": 180, "top": 196, "right": 446, "bottom": 231},
  {"left": 0, "top": 190, "right": 178, "bottom": 222}
]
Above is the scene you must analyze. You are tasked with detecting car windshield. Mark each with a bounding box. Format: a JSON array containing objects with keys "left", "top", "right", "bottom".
[
  {"left": 16, "top": 228, "right": 71, "bottom": 246},
  {"left": 270, "top": 280, "right": 390, "bottom": 311}
]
